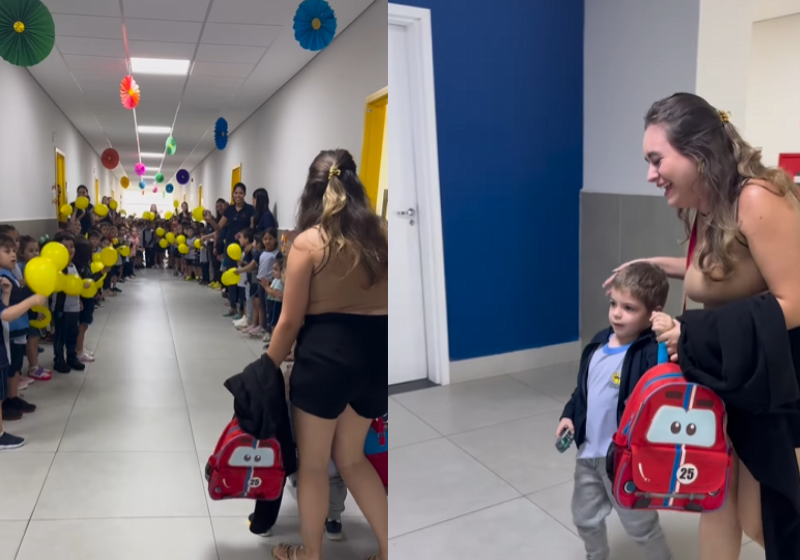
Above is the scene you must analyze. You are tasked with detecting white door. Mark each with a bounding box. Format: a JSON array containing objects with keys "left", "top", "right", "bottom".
[{"left": 388, "top": 23, "right": 429, "bottom": 385}]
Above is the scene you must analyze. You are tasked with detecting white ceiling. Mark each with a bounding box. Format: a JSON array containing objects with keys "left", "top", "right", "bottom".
[
  {"left": 30, "top": 0, "right": 374, "bottom": 184},
  {"left": 754, "top": 0, "right": 800, "bottom": 22}
]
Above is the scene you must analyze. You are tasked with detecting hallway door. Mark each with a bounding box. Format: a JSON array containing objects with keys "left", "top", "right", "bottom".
[
  {"left": 231, "top": 165, "right": 242, "bottom": 203},
  {"left": 388, "top": 22, "right": 428, "bottom": 386},
  {"left": 55, "top": 149, "right": 66, "bottom": 221}
]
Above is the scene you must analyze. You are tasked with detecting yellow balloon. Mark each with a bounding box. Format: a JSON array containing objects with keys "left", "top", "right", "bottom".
[
  {"left": 173, "top": 200, "right": 180, "bottom": 208},
  {"left": 90, "top": 261, "right": 104, "bottom": 274},
  {"left": 119, "top": 246, "right": 131, "bottom": 257},
  {"left": 142, "top": 211, "right": 151, "bottom": 221},
  {"left": 112, "top": 238, "right": 119, "bottom": 246},
  {"left": 95, "top": 203, "right": 109, "bottom": 217},
  {"left": 194, "top": 239, "right": 202, "bottom": 249},
  {"left": 156, "top": 228, "right": 165, "bottom": 237},
  {"left": 221, "top": 269, "right": 241, "bottom": 286},
  {"left": 63, "top": 275, "right": 83, "bottom": 297},
  {"left": 177, "top": 235, "right": 186, "bottom": 245},
  {"left": 120, "top": 209, "right": 127, "bottom": 216},
  {"left": 109, "top": 200, "right": 118, "bottom": 210},
  {"left": 192, "top": 207, "right": 205, "bottom": 221},
  {"left": 165, "top": 232, "right": 175, "bottom": 244},
  {"left": 159, "top": 239, "right": 169, "bottom": 249},
  {"left": 54, "top": 272, "right": 66, "bottom": 293},
  {"left": 178, "top": 244, "right": 189, "bottom": 255},
  {"left": 60, "top": 204, "right": 73, "bottom": 216},
  {"left": 92, "top": 253, "right": 102, "bottom": 263},
  {"left": 165, "top": 212, "right": 173, "bottom": 220},
  {"left": 227, "top": 243, "right": 242, "bottom": 261},
  {"left": 41, "top": 242, "right": 69, "bottom": 270},
  {"left": 81, "top": 281, "right": 99, "bottom": 299},
  {"left": 29, "top": 306, "right": 52, "bottom": 329},
  {"left": 101, "top": 247, "right": 118, "bottom": 267},
  {"left": 75, "top": 196, "right": 89, "bottom": 210},
  {"left": 23, "top": 257, "right": 58, "bottom": 297}
]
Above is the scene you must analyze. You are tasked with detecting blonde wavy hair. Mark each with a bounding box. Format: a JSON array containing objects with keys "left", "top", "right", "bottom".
[
  {"left": 645, "top": 93, "right": 799, "bottom": 281},
  {"left": 296, "top": 149, "right": 387, "bottom": 286}
]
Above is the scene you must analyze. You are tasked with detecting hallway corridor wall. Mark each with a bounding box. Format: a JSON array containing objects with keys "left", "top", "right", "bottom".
[
  {"left": 0, "top": 62, "right": 116, "bottom": 236},
  {"left": 189, "top": 0, "right": 387, "bottom": 228}
]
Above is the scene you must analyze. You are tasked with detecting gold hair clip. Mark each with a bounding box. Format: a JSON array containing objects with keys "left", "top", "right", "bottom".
[
  {"left": 328, "top": 166, "right": 341, "bottom": 180},
  {"left": 718, "top": 110, "right": 731, "bottom": 124}
]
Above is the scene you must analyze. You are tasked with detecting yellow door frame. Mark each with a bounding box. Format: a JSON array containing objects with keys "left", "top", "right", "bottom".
[
  {"left": 199, "top": 184, "right": 204, "bottom": 208},
  {"left": 360, "top": 87, "right": 388, "bottom": 210},
  {"left": 231, "top": 164, "right": 242, "bottom": 203},
  {"left": 94, "top": 178, "right": 100, "bottom": 205},
  {"left": 55, "top": 149, "right": 67, "bottom": 221}
]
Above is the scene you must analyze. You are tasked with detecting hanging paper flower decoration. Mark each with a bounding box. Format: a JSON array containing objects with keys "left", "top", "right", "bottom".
[
  {"left": 214, "top": 118, "right": 228, "bottom": 150},
  {"left": 152, "top": 186, "right": 158, "bottom": 193},
  {"left": 138, "top": 181, "right": 146, "bottom": 190},
  {"left": 134, "top": 162, "right": 146, "bottom": 176},
  {"left": 155, "top": 172, "right": 164, "bottom": 183},
  {"left": 165, "top": 136, "right": 177, "bottom": 156},
  {"left": 0, "top": 0, "right": 56, "bottom": 67},
  {"left": 120, "top": 75, "right": 140, "bottom": 110},
  {"left": 293, "top": 0, "right": 337, "bottom": 52},
  {"left": 120, "top": 176, "right": 130, "bottom": 189},
  {"left": 176, "top": 169, "right": 190, "bottom": 185},
  {"left": 101, "top": 148, "right": 119, "bottom": 170},
  {"left": 166, "top": 183, "right": 174, "bottom": 194}
]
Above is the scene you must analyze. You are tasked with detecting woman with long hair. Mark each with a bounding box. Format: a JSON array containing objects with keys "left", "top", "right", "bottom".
[
  {"left": 269, "top": 149, "right": 387, "bottom": 560},
  {"left": 253, "top": 188, "right": 277, "bottom": 231},
  {"left": 608, "top": 93, "right": 800, "bottom": 559}
]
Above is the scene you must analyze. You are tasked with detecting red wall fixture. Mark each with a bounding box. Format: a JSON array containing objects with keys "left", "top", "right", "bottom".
[{"left": 778, "top": 153, "right": 800, "bottom": 184}]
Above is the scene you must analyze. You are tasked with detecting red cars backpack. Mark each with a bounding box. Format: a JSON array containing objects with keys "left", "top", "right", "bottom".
[
  {"left": 365, "top": 415, "right": 388, "bottom": 488},
  {"left": 206, "top": 418, "right": 286, "bottom": 502},
  {"left": 607, "top": 346, "right": 732, "bottom": 513}
]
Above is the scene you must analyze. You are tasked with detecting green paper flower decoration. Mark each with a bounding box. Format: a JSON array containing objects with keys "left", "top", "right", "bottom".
[
  {"left": 165, "top": 136, "right": 177, "bottom": 156},
  {"left": 155, "top": 172, "right": 165, "bottom": 183},
  {"left": 0, "top": 0, "right": 55, "bottom": 67}
]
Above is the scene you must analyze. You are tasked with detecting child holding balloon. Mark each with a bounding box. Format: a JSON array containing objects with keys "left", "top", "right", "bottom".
[
  {"left": 74, "top": 237, "right": 104, "bottom": 364},
  {"left": 52, "top": 232, "right": 85, "bottom": 374},
  {"left": 17, "top": 237, "right": 52, "bottom": 382}
]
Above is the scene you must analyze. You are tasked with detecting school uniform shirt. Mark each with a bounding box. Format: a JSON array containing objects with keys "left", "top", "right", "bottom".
[
  {"left": 255, "top": 209, "right": 277, "bottom": 232},
  {"left": 0, "top": 299, "right": 10, "bottom": 365},
  {"left": 267, "top": 278, "right": 284, "bottom": 302},
  {"left": 246, "top": 248, "right": 261, "bottom": 285},
  {"left": 222, "top": 203, "right": 255, "bottom": 247},
  {"left": 258, "top": 249, "right": 280, "bottom": 283},
  {"left": 0, "top": 269, "right": 29, "bottom": 342},
  {"left": 55, "top": 264, "right": 81, "bottom": 313},
  {"left": 187, "top": 237, "right": 198, "bottom": 260}
]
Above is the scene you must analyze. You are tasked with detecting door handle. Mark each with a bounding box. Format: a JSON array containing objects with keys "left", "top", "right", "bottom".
[{"left": 396, "top": 208, "right": 416, "bottom": 218}]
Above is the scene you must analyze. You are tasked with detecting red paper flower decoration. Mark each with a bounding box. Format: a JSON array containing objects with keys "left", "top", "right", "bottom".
[
  {"left": 134, "top": 162, "right": 146, "bottom": 176},
  {"left": 120, "top": 75, "right": 140, "bottom": 110},
  {"left": 102, "top": 148, "right": 119, "bottom": 170}
]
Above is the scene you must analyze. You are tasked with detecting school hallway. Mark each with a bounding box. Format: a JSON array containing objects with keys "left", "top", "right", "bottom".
[
  {"left": 0, "top": 272, "right": 375, "bottom": 560},
  {"left": 388, "top": 367, "right": 766, "bottom": 560}
]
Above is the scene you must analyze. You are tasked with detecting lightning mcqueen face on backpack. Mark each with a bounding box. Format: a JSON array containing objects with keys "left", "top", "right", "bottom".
[{"left": 608, "top": 363, "right": 733, "bottom": 513}]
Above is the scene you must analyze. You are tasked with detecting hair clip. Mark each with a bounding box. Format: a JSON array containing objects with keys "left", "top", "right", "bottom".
[
  {"left": 718, "top": 110, "right": 731, "bottom": 124},
  {"left": 328, "top": 165, "right": 341, "bottom": 180}
]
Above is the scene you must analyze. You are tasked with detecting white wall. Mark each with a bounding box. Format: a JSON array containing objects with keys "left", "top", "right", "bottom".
[
  {"left": 745, "top": 13, "right": 800, "bottom": 167},
  {"left": 0, "top": 62, "right": 116, "bottom": 221},
  {"left": 190, "top": 0, "right": 387, "bottom": 226},
  {"left": 583, "top": 0, "right": 700, "bottom": 196}
]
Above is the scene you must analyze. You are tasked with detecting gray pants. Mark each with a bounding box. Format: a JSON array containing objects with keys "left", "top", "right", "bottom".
[
  {"left": 572, "top": 458, "right": 673, "bottom": 560},
  {"left": 287, "top": 471, "right": 348, "bottom": 520}
]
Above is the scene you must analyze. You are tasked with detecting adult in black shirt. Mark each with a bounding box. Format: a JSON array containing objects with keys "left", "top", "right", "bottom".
[
  {"left": 253, "top": 188, "right": 277, "bottom": 231},
  {"left": 70, "top": 185, "right": 94, "bottom": 235},
  {"left": 207, "top": 183, "right": 254, "bottom": 268}
]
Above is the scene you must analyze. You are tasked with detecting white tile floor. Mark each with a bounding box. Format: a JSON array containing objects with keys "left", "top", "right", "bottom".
[
  {"left": 0, "top": 272, "right": 375, "bottom": 560},
  {"left": 389, "top": 363, "right": 767, "bottom": 560}
]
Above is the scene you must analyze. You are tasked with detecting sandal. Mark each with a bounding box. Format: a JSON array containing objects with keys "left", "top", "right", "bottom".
[{"left": 272, "top": 544, "right": 304, "bottom": 560}]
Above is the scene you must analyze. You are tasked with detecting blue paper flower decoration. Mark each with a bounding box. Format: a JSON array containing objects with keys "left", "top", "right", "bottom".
[
  {"left": 214, "top": 118, "right": 228, "bottom": 150},
  {"left": 293, "top": 0, "right": 337, "bottom": 52},
  {"left": 166, "top": 183, "right": 174, "bottom": 194},
  {"left": 138, "top": 181, "right": 146, "bottom": 190},
  {"left": 176, "top": 169, "right": 190, "bottom": 185}
]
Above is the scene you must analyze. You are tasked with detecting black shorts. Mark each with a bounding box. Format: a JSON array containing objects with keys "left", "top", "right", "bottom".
[
  {"left": 80, "top": 297, "right": 96, "bottom": 325},
  {"left": 290, "top": 314, "right": 387, "bottom": 420},
  {"left": 10, "top": 342, "right": 25, "bottom": 376},
  {"left": 249, "top": 283, "right": 259, "bottom": 298},
  {"left": 186, "top": 257, "right": 198, "bottom": 267}
]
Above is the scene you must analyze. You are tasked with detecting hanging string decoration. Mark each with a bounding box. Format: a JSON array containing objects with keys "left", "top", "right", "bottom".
[
  {"left": 134, "top": 162, "right": 146, "bottom": 176},
  {"left": 176, "top": 169, "right": 190, "bottom": 185},
  {"left": 214, "top": 118, "right": 228, "bottom": 150},
  {"left": 120, "top": 75, "right": 140, "bottom": 110},
  {"left": 165, "top": 136, "right": 177, "bottom": 156},
  {"left": 101, "top": 148, "right": 119, "bottom": 170},
  {"left": 0, "top": 0, "right": 56, "bottom": 67},
  {"left": 293, "top": 0, "right": 337, "bottom": 52}
]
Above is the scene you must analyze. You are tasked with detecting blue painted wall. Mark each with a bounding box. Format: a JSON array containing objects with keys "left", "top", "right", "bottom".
[{"left": 398, "top": 0, "right": 584, "bottom": 361}]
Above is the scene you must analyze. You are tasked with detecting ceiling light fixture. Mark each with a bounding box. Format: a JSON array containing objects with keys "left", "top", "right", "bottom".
[
  {"left": 137, "top": 126, "right": 172, "bottom": 135},
  {"left": 131, "top": 57, "right": 190, "bottom": 76},
  {"left": 140, "top": 152, "right": 165, "bottom": 158}
]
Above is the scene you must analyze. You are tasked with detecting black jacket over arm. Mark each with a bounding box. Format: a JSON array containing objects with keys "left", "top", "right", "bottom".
[{"left": 679, "top": 294, "right": 800, "bottom": 560}]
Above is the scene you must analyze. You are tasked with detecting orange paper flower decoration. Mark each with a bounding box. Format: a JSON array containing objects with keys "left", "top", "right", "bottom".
[{"left": 120, "top": 75, "right": 140, "bottom": 110}]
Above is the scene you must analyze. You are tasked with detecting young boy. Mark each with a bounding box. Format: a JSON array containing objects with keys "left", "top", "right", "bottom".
[
  {"left": 52, "top": 232, "right": 86, "bottom": 374},
  {"left": 556, "top": 262, "right": 673, "bottom": 560},
  {"left": 184, "top": 224, "right": 200, "bottom": 281}
]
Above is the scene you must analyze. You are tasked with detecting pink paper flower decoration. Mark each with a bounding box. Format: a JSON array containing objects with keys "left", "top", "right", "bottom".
[
  {"left": 152, "top": 186, "right": 159, "bottom": 193},
  {"left": 134, "top": 162, "right": 146, "bottom": 176},
  {"left": 120, "top": 75, "right": 140, "bottom": 110}
]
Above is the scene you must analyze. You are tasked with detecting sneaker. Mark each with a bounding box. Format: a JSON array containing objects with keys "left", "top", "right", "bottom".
[
  {"left": 325, "top": 519, "right": 343, "bottom": 541},
  {"left": 79, "top": 352, "right": 95, "bottom": 363},
  {"left": 262, "top": 332, "right": 272, "bottom": 343},
  {"left": 28, "top": 367, "right": 52, "bottom": 381},
  {"left": 1, "top": 404, "right": 22, "bottom": 421},
  {"left": 67, "top": 359, "right": 86, "bottom": 371},
  {"left": 0, "top": 432, "right": 24, "bottom": 450},
  {"left": 53, "top": 362, "right": 71, "bottom": 374},
  {"left": 18, "top": 377, "right": 34, "bottom": 390},
  {"left": 7, "top": 397, "right": 36, "bottom": 414},
  {"left": 249, "top": 328, "right": 266, "bottom": 338},
  {"left": 233, "top": 313, "right": 243, "bottom": 321},
  {"left": 234, "top": 318, "right": 249, "bottom": 329},
  {"left": 247, "top": 513, "right": 273, "bottom": 537},
  {"left": 223, "top": 310, "right": 235, "bottom": 317}
]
